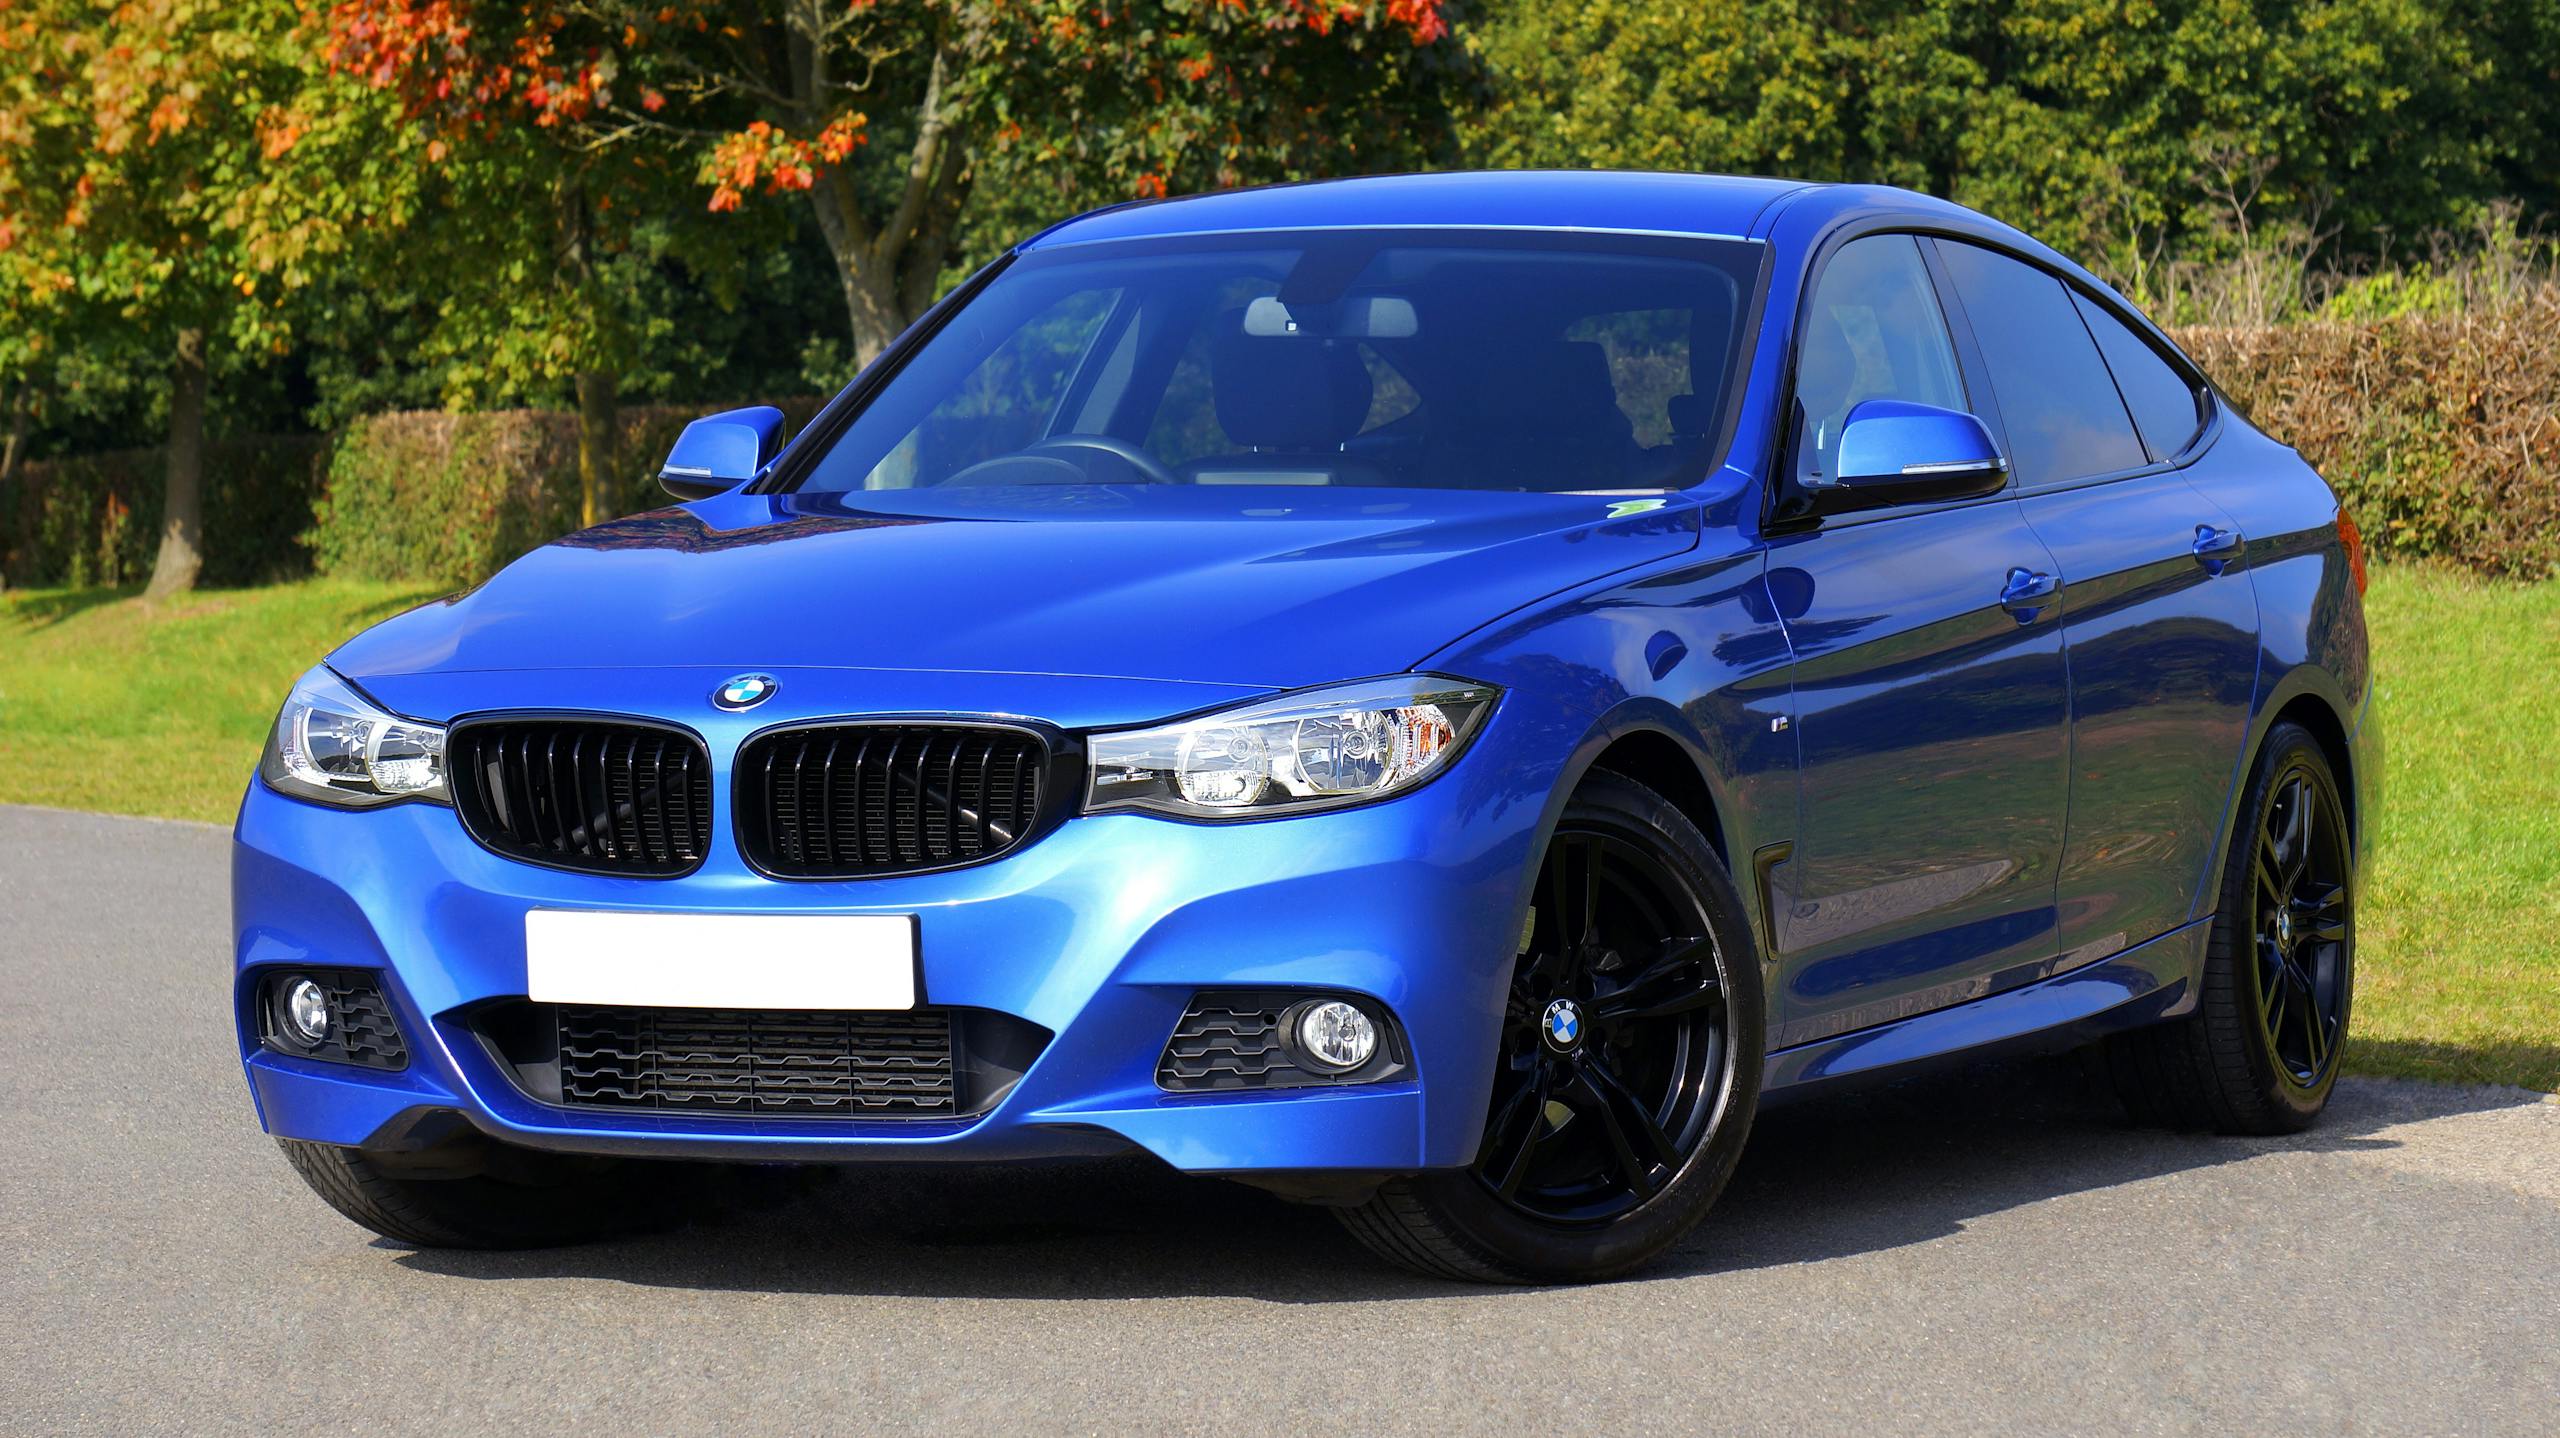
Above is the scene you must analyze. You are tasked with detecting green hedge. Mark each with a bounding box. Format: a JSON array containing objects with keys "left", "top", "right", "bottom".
[
  {"left": 0, "top": 437, "right": 331, "bottom": 589},
  {"left": 2174, "top": 300, "right": 2560, "bottom": 579},
  {"left": 308, "top": 400, "right": 825, "bottom": 586}
]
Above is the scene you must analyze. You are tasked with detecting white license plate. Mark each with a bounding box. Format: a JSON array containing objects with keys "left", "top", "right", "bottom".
[{"left": 524, "top": 911, "right": 917, "bottom": 1011}]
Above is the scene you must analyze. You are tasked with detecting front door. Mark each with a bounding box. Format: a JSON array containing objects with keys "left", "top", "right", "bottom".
[{"left": 1763, "top": 234, "right": 2073, "bottom": 1048}]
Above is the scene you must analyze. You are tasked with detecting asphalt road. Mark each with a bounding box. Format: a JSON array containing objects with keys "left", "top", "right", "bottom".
[{"left": 4, "top": 804, "right": 2555, "bottom": 1435}]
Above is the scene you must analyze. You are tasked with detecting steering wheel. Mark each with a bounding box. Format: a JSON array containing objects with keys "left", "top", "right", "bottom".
[{"left": 1023, "top": 434, "right": 1179, "bottom": 485}]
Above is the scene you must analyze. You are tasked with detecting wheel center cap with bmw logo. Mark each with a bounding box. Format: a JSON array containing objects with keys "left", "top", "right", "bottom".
[
  {"left": 1541, "top": 998, "right": 1584, "bottom": 1052},
  {"left": 713, "top": 673, "right": 778, "bottom": 711}
]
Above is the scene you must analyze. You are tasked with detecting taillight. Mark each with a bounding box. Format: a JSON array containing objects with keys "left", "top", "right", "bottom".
[{"left": 2337, "top": 508, "right": 2368, "bottom": 595}]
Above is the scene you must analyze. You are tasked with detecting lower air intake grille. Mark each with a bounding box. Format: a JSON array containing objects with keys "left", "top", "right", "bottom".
[
  {"left": 1157, "top": 992, "right": 1409, "bottom": 1092},
  {"left": 556, "top": 1006, "right": 957, "bottom": 1116},
  {"left": 736, "top": 723, "right": 1052, "bottom": 878},
  {"left": 449, "top": 719, "right": 712, "bottom": 876}
]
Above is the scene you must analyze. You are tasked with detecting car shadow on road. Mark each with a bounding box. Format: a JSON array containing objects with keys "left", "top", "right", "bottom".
[{"left": 390, "top": 1060, "right": 2544, "bottom": 1303}]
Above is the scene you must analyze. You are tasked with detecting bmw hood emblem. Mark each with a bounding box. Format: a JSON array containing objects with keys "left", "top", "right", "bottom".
[
  {"left": 713, "top": 673, "right": 778, "bottom": 711},
  {"left": 1541, "top": 998, "right": 1583, "bottom": 1052}
]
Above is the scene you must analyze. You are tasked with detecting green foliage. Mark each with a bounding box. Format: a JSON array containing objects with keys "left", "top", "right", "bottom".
[{"left": 1458, "top": 0, "right": 2542, "bottom": 274}]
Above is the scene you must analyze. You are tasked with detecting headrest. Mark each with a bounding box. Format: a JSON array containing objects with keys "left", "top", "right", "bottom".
[
  {"left": 1212, "top": 318, "right": 1375, "bottom": 450},
  {"left": 1459, "top": 341, "right": 1627, "bottom": 437}
]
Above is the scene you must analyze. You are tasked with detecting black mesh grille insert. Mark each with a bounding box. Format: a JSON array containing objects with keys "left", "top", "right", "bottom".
[
  {"left": 450, "top": 719, "right": 712, "bottom": 876},
  {"left": 556, "top": 1007, "right": 956, "bottom": 1116},
  {"left": 736, "top": 723, "right": 1049, "bottom": 878},
  {"left": 1160, "top": 1000, "right": 1295, "bottom": 1090}
]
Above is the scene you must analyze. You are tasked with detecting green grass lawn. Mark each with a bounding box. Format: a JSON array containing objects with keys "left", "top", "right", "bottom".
[
  {"left": 0, "top": 580, "right": 443, "bottom": 822},
  {"left": 2, "top": 567, "right": 2552, "bottom": 1089}
]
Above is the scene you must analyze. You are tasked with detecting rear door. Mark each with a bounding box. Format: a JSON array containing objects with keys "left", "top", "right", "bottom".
[
  {"left": 1765, "top": 234, "right": 2072, "bottom": 1048},
  {"left": 1931, "top": 240, "right": 2260, "bottom": 966}
]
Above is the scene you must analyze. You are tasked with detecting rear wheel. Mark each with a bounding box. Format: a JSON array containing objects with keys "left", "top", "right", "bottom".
[
  {"left": 1338, "top": 771, "right": 1764, "bottom": 1283},
  {"left": 2102, "top": 721, "right": 2354, "bottom": 1134},
  {"left": 278, "top": 1136, "right": 703, "bottom": 1249}
]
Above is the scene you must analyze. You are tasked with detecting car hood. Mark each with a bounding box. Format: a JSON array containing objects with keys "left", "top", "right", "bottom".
[{"left": 330, "top": 485, "right": 1698, "bottom": 722}]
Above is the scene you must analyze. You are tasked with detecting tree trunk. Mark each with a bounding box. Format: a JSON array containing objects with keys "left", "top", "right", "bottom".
[
  {"left": 143, "top": 327, "right": 207, "bottom": 599},
  {"left": 0, "top": 387, "right": 20, "bottom": 596},
  {"left": 575, "top": 370, "right": 619, "bottom": 528},
  {"left": 807, "top": 178, "right": 911, "bottom": 366}
]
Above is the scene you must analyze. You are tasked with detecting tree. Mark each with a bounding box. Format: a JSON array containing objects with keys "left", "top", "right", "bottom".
[
  {"left": 319, "top": 0, "right": 1458, "bottom": 369},
  {"left": 0, "top": 0, "right": 416, "bottom": 595},
  {"left": 1457, "top": 0, "right": 2513, "bottom": 279}
]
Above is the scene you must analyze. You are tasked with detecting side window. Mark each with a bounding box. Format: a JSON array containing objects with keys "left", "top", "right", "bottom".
[
  {"left": 1935, "top": 242, "right": 2147, "bottom": 486},
  {"left": 2071, "top": 290, "right": 2204, "bottom": 462},
  {"left": 1793, "top": 235, "right": 1966, "bottom": 487}
]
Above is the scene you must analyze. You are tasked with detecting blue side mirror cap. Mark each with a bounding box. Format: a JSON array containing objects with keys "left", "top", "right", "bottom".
[
  {"left": 1826, "top": 400, "right": 2009, "bottom": 508},
  {"left": 660, "top": 406, "right": 788, "bottom": 500}
]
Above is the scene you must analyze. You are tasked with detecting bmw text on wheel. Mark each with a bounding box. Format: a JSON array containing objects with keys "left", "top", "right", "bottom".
[{"left": 238, "top": 173, "right": 2375, "bottom": 1282}]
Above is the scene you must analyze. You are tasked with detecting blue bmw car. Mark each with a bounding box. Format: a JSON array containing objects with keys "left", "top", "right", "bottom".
[{"left": 237, "top": 172, "right": 2374, "bottom": 1282}]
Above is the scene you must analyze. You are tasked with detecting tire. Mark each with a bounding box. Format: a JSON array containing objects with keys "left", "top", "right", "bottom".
[
  {"left": 1337, "top": 770, "right": 1766, "bottom": 1283},
  {"left": 277, "top": 1136, "right": 704, "bottom": 1250},
  {"left": 2101, "top": 721, "right": 2355, "bottom": 1135}
]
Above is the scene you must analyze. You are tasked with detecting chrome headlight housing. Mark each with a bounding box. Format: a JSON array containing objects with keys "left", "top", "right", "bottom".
[
  {"left": 258, "top": 664, "right": 449, "bottom": 808},
  {"left": 1086, "top": 675, "right": 1498, "bottom": 819}
]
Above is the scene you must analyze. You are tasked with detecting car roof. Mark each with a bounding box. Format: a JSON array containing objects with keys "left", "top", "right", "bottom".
[
  {"left": 1020, "top": 170, "right": 1825, "bottom": 249},
  {"left": 1013, "top": 170, "right": 2129, "bottom": 330}
]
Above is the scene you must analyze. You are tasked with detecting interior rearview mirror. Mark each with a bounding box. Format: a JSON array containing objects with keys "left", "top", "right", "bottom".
[
  {"left": 1818, "top": 399, "right": 2008, "bottom": 510},
  {"left": 659, "top": 406, "right": 788, "bottom": 501}
]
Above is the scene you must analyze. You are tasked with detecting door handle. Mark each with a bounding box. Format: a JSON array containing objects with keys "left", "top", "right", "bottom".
[
  {"left": 2192, "top": 523, "right": 2244, "bottom": 574},
  {"left": 1999, "top": 567, "right": 2061, "bottom": 623}
]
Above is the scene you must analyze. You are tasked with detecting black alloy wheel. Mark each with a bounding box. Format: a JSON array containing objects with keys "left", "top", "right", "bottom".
[
  {"left": 1477, "top": 829, "right": 1730, "bottom": 1224},
  {"left": 1338, "top": 770, "right": 1764, "bottom": 1283},
  {"left": 2251, "top": 755, "right": 2352, "bottom": 1088},
  {"left": 2099, "top": 720, "right": 2355, "bottom": 1135}
]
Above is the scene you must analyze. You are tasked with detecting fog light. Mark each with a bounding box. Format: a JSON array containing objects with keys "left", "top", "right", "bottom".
[
  {"left": 282, "top": 976, "right": 330, "bottom": 1045},
  {"left": 1294, "top": 1000, "right": 1377, "bottom": 1072}
]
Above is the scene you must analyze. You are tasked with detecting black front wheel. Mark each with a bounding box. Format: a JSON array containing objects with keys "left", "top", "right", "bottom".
[{"left": 1338, "top": 771, "right": 1765, "bottom": 1283}]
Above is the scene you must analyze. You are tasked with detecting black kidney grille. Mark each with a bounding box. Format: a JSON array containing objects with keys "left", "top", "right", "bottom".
[
  {"left": 556, "top": 1006, "right": 956, "bottom": 1116},
  {"left": 450, "top": 720, "right": 711, "bottom": 875},
  {"left": 738, "top": 724, "right": 1049, "bottom": 877}
]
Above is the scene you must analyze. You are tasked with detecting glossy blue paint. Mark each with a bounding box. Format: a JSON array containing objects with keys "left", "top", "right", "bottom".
[
  {"left": 1830, "top": 399, "right": 2007, "bottom": 498},
  {"left": 235, "top": 172, "right": 2373, "bottom": 1184},
  {"left": 658, "top": 405, "right": 786, "bottom": 495}
]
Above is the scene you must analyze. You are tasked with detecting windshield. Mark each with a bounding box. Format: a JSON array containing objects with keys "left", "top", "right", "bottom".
[{"left": 794, "top": 229, "right": 1763, "bottom": 495}]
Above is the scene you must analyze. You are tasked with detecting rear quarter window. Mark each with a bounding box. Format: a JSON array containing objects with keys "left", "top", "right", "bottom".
[{"left": 2071, "top": 291, "right": 2205, "bottom": 462}]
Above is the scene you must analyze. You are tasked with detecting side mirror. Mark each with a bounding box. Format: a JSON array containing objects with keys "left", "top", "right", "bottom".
[
  {"left": 659, "top": 406, "right": 787, "bottom": 500},
  {"left": 1817, "top": 400, "right": 2008, "bottom": 510}
]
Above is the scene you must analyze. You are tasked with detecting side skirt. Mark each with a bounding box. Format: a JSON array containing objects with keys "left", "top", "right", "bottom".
[{"left": 1760, "top": 916, "right": 2212, "bottom": 1097}]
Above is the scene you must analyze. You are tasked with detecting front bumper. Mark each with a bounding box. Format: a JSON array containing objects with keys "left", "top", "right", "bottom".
[{"left": 232, "top": 680, "right": 1571, "bottom": 1176}]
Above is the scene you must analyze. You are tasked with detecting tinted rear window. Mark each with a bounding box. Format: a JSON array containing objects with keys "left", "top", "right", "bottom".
[
  {"left": 2072, "top": 291, "right": 2203, "bottom": 461},
  {"left": 1935, "top": 242, "right": 2146, "bottom": 486}
]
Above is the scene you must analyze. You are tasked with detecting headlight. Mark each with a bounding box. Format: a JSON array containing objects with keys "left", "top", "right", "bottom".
[
  {"left": 1086, "top": 675, "right": 1497, "bottom": 819},
  {"left": 258, "top": 664, "right": 449, "bottom": 808}
]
